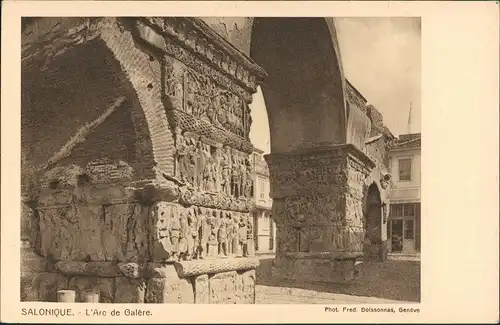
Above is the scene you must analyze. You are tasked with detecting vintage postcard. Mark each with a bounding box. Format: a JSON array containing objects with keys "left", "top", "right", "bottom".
[{"left": 1, "top": 1, "right": 498, "bottom": 324}]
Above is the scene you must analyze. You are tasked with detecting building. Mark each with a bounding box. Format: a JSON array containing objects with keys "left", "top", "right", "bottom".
[
  {"left": 387, "top": 133, "right": 422, "bottom": 253},
  {"left": 251, "top": 148, "right": 276, "bottom": 254},
  {"left": 345, "top": 80, "right": 396, "bottom": 261}
]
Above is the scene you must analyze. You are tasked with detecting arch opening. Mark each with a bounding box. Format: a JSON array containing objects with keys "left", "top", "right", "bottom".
[
  {"left": 363, "top": 182, "right": 386, "bottom": 261},
  {"left": 250, "top": 17, "right": 347, "bottom": 154},
  {"left": 21, "top": 36, "right": 155, "bottom": 190}
]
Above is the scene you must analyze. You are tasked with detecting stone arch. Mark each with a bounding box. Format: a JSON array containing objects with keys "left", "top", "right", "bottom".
[
  {"left": 21, "top": 17, "right": 173, "bottom": 187},
  {"left": 249, "top": 17, "right": 348, "bottom": 154},
  {"left": 247, "top": 18, "right": 376, "bottom": 283}
]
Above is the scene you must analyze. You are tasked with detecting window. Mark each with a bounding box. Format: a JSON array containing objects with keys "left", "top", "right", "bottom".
[
  {"left": 259, "top": 178, "right": 265, "bottom": 199},
  {"left": 404, "top": 220, "right": 414, "bottom": 239},
  {"left": 398, "top": 158, "right": 412, "bottom": 181},
  {"left": 390, "top": 204, "right": 403, "bottom": 218},
  {"left": 390, "top": 203, "right": 415, "bottom": 218},
  {"left": 403, "top": 203, "right": 414, "bottom": 217}
]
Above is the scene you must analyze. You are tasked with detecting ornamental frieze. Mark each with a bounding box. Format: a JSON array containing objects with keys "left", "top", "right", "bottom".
[
  {"left": 162, "top": 40, "right": 254, "bottom": 103},
  {"left": 178, "top": 187, "right": 254, "bottom": 213},
  {"left": 272, "top": 193, "right": 344, "bottom": 224},
  {"left": 268, "top": 160, "right": 347, "bottom": 192},
  {"left": 138, "top": 17, "right": 266, "bottom": 94}
]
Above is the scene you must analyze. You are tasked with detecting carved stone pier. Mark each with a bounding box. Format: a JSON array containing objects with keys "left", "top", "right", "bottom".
[
  {"left": 22, "top": 17, "right": 266, "bottom": 303},
  {"left": 266, "top": 144, "right": 376, "bottom": 284}
]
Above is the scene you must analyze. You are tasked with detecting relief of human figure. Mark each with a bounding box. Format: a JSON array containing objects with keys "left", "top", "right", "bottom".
[
  {"left": 209, "top": 162, "right": 218, "bottom": 193},
  {"left": 217, "top": 97, "right": 228, "bottom": 129},
  {"left": 174, "top": 131, "right": 187, "bottom": 180},
  {"left": 151, "top": 202, "right": 181, "bottom": 262},
  {"left": 207, "top": 210, "right": 221, "bottom": 257},
  {"left": 224, "top": 212, "right": 234, "bottom": 255},
  {"left": 187, "top": 207, "right": 199, "bottom": 259},
  {"left": 212, "top": 148, "right": 222, "bottom": 192},
  {"left": 230, "top": 213, "right": 239, "bottom": 255},
  {"left": 195, "top": 141, "right": 207, "bottom": 190},
  {"left": 246, "top": 214, "right": 254, "bottom": 256},
  {"left": 178, "top": 207, "right": 189, "bottom": 260},
  {"left": 174, "top": 79, "right": 183, "bottom": 100},
  {"left": 151, "top": 202, "right": 173, "bottom": 261},
  {"left": 243, "top": 102, "right": 252, "bottom": 138},
  {"left": 218, "top": 213, "right": 229, "bottom": 256},
  {"left": 237, "top": 212, "right": 248, "bottom": 257},
  {"left": 197, "top": 207, "right": 210, "bottom": 259},
  {"left": 169, "top": 205, "right": 181, "bottom": 261},
  {"left": 220, "top": 147, "right": 232, "bottom": 196},
  {"left": 231, "top": 153, "right": 241, "bottom": 197},
  {"left": 176, "top": 136, "right": 197, "bottom": 185},
  {"left": 244, "top": 157, "right": 253, "bottom": 198},
  {"left": 202, "top": 146, "right": 216, "bottom": 193},
  {"left": 238, "top": 153, "right": 248, "bottom": 198}
]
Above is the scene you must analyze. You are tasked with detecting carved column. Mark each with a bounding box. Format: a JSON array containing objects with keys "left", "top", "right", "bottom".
[
  {"left": 266, "top": 144, "right": 375, "bottom": 283},
  {"left": 131, "top": 17, "right": 267, "bottom": 303}
]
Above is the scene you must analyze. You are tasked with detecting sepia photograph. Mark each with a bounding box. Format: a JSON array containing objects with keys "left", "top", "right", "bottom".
[
  {"left": 2, "top": 1, "right": 498, "bottom": 323},
  {"left": 20, "top": 16, "right": 421, "bottom": 305}
]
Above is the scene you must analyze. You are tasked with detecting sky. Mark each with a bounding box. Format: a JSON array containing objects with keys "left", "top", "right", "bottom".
[{"left": 249, "top": 17, "right": 421, "bottom": 154}]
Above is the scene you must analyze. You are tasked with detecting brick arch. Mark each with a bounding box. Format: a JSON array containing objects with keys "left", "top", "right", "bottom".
[
  {"left": 97, "top": 18, "right": 175, "bottom": 179},
  {"left": 21, "top": 17, "right": 173, "bottom": 184},
  {"left": 249, "top": 17, "right": 348, "bottom": 154}
]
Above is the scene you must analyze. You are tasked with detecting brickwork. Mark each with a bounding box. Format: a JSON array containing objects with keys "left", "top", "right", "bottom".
[{"left": 100, "top": 19, "right": 175, "bottom": 179}]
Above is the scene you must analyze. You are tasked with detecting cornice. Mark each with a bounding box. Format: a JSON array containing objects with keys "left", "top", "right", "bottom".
[{"left": 135, "top": 17, "right": 267, "bottom": 93}]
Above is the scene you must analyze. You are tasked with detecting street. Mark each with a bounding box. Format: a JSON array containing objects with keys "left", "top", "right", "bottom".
[{"left": 255, "top": 255, "right": 421, "bottom": 303}]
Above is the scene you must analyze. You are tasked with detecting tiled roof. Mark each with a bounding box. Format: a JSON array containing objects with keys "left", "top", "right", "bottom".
[{"left": 392, "top": 133, "right": 421, "bottom": 150}]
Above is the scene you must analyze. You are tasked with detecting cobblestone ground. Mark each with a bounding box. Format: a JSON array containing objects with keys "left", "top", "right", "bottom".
[
  {"left": 255, "top": 255, "right": 421, "bottom": 303},
  {"left": 256, "top": 285, "right": 411, "bottom": 304}
]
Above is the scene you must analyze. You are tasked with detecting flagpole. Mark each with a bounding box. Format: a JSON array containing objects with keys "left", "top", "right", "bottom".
[{"left": 407, "top": 101, "right": 413, "bottom": 134}]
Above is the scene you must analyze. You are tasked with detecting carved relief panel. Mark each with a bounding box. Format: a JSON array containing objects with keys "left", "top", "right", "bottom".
[
  {"left": 174, "top": 130, "right": 254, "bottom": 201},
  {"left": 150, "top": 201, "right": 254, "bottom": 262},
  {"left": 164, "top": 60, "right": 252, "bottom": 141},
  {"left": 280, "top": 194, "right": 343, "bottom": 224}
]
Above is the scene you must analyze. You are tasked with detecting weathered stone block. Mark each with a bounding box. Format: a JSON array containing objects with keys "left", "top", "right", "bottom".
[
  {"left": 31, "top": 272, "right": 68, "bottom": 302},
  {"left": 145, "top": 277, "right": 194, "bottom": 304},
  {"left": 38, "top": 205, "right": 105, "bottom": 261},
  {"left": 102, "top": 203, "right": 149, "bottom": 262},
  {"left": 114, "top": 277, "right": 146, "bottom": 303},
  {"left": 209, "top": 271, "right": 237, "bottom": 304},
  {"left": 68, "top": 276, "right": 115, "bottom": 303},
  {"left": 55, "top": 261, "right": 87, "bottom": 276},
  {"left": 85, "top": 262, "right": 122, "bottom": 277},
  {"left": 143, "top": 264, "right": 194, "bottom": 303},
  {"left": 144, "top": 263, "right": 176, "bottom": 278},
  {"left": 118, "top": 262, "right": 142, "bottom": 278},
  {"left": 194, "top": 274, "right": 209, "bottom": 304},
  {"left": 236, "top": 269, "right": 255, "bottom": 304}
]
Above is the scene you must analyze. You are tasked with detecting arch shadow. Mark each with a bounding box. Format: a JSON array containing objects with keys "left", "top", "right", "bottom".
[{"left": 250, "top": 17, "right": 348, "bottom": 154}]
